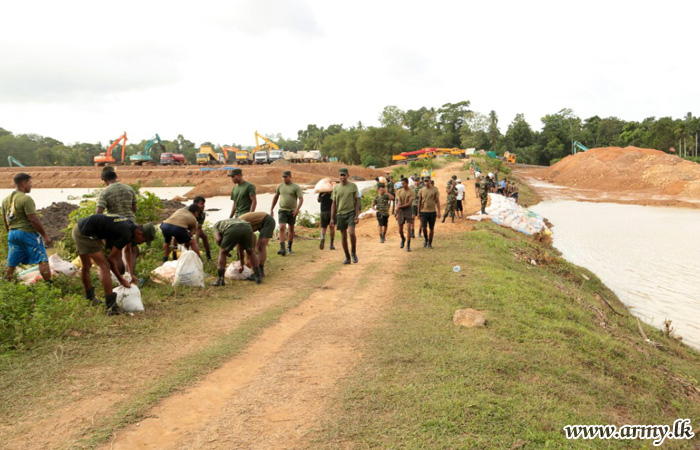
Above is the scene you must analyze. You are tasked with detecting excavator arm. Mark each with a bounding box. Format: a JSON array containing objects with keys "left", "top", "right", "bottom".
[
  {"left": 105, "top": 132, "right": 128, "bottom": 163},
  {"left": 254, "top": 131, "right": 279, "bottom": 150},
  {"left": 144, "top": 134, "right": 162, "bottom": 155}
]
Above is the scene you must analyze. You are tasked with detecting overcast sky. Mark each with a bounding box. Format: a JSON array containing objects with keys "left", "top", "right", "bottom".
[{"left": 1, "top": 0, "right": 699, "bottom": 147}]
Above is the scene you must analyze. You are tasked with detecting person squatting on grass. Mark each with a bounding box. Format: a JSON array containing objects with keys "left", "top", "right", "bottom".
[
  {"left": 72, "top": 214, "right": 156, "bottom": 315},
  {"left": 1, "top": 173, "right": 52, "bottom": 282},
  {"left": 211, "top": 218, "right": 262, "bottom": 286}
]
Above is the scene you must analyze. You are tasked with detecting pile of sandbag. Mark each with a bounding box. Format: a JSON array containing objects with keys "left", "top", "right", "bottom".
[
  {"left": 468, "top": 194, "right": 551, "bottom": 236},
  {"left": 358, "top": 207, "right": 377, "bottom": 219},
  {"left": 18, "top": 254, "right": 78, "bottom": 284},
  {"left": 314, "top": 178, "right": 335, "bottom": 193},
  {"left": 151, "top": 260, "right": 178, "bottom": 284}
]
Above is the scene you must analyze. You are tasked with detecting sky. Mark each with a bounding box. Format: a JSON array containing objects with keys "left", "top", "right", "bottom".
[{"left": 1, "top": 0, "right": 699, "bottom": 147}]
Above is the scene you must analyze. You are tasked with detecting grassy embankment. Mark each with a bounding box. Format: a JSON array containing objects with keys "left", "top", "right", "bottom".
[{"left": 315, "top": 222, "right": 700, "bottom": 448}]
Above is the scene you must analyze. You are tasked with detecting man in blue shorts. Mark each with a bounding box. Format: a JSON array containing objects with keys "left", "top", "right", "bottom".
[{"left": 1, "top": 173, "right": 52, "bottom": 282}]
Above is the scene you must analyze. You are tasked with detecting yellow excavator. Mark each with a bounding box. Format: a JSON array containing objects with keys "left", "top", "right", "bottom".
[{"left": 252, "top": 131, "right": 281, "bottom": 164}]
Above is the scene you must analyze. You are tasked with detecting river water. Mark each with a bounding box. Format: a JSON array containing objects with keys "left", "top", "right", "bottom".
[{"left": 530, "top": 200, "right": 700, "bottom": 349}]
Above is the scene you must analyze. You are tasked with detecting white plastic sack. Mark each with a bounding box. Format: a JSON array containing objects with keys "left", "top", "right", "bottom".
[
  {"left": 314, "top": 177, "right": 334, "bottom": 193},
  {"left": 151, "top": 260, "right": 178, "bottom": 284},
  {"left": 111, "top": 271, "right": 132, "bottom": 286},
  {"left": 358, "top": 208, "right": 377, "bottom": 219},
  {"left": 225, "top": 261, "right": 253, "bottom": 280},
  {"left": 48, "top": 254, "right": 78, "bottom": 276},
  {"left": 115, "top": 284, "right": 144, "bottom": 312},
  {"left": 172, "top": 250, "right": 205, "bottom": 287}
]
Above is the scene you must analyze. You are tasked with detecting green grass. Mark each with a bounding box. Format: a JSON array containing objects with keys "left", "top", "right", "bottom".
[{"left": 315, "top": 223, "right": 700, "bottom": 449}]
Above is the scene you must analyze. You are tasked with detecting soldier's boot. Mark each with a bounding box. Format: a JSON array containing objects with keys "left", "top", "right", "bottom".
[
  {"left": 253, "top": 266, "right": 263, "bottom": 285},
  {"left": 277, "top": 243, "right": 286, "bottom": 256},
  {"left": 211, "top": 269, "right": 226, "bottom": 287},
  {"left": 86, "top": 287, "right": 100, "bottom": 306},
  {"left": 105, "top": 293, "right": 120, "bottom": 316},
  {"left": 259, "top": 264, "right": 265, "bottom": 278},
  {"left": 319, "top": 238, "right": 325, "bottom": 250},
  {"left": 343, "top": 251, "right": 351, "bottom": 265},
  {"left": 287, "top": 242, "right": 293, "bottom": 255},
  {"left": 329, "top": 240, "right": 335, "bottom": 250},
  {"left": 205, "top": 251, "right": 212, "bottom": 262}
]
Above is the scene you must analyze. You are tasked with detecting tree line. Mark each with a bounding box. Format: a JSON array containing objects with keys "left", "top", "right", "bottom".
[{"left": 2, "top": 102, "right": 699, "bottom": 167}]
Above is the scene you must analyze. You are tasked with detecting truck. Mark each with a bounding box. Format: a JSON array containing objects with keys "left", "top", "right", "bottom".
[
  {"left": 254, "top": 150, "right": 269, "bottom": 164},
  {"left": 197, "top": 145, "right": 226, "bottom": 165},
  {"left": 268, "top": 150, "right": 283, "bottom": 163},
  {"left": 160, "top": 153, "right": 187, "bottom": 165},
  {"left": 303, "top": 150, "right": 322, "bottom": 163},
  {"left": 235, "top": 150, "right": 253, "bottom": 165}
]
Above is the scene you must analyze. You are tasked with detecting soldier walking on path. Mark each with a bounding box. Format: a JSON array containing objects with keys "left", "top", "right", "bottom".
[
  {"left": 442, "top": 183, "right": 457, "bottom": 223},
  {"left": 72, "top": 214, "right": 155, "bottom": 314},
  {"left": 270, "top": 170, "right": 303, "bottom": 255},
  {"left": 1, "top": 173, "right": 52, "bottom": 282},
  {"left": 395, "top": 177, "right": 415, "bottom": 252},
  {"left": 228, "top": 168, "right": 257, "bottom": 218},
  {"left": 372, "top": 183, "right": 393, "bottom": 243},
  {"left": 443, "top": 175, "right": 457, "bottom": 219},
  {"left": 455, "top": 179, "right": 465, "bottom": 219},
  {"left": 418, "top": 178, "right": 441, "bottom": 249},
  {"left": 96, "top": 167, "right": 140, "bottom": 275},
  {"left": 478, "top": 174, "right": 493, "bottom": 214},
  {"left": 239, "top": 211, "right": 276, "bottom": 277},
  {"left": 386, "top": 174, "right": 396, "bottom": 215},
  {"left": 318, "top": 190, "right": 335, "bottom": 250},
  {"left": 412, "top": 177, "right": 421, "bottom": 239},
  {"left": 211, "top": 218, "right": 262, "bottom": 286},
  {"left": 331, "top": 168, "right": 360, "bottom": 264}
]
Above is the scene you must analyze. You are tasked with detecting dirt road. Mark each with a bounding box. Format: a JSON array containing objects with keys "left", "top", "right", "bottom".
[{"left": 2, "top": 161, "right": 479, "bottom": 450}]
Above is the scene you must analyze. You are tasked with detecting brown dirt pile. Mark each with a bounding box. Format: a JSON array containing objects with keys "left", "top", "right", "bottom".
[
  {"left": 0, "top": 163, "right": 385, "bottom": 199},
  {"left": 535, "top": 146, "right": 700, "bottom": 198},
  {"left": 37, "top": 202, "right": 78, "bottom": 243}
]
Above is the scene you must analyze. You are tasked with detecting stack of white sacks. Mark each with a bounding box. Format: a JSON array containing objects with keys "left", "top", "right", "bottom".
[{"left": 469, "top": 194, "right": 551, "bottom": 236}]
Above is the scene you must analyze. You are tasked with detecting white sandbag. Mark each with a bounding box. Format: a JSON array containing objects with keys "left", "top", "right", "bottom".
[
  {"left": 115, "top": 284, "right": 144, "bottom": 312},
  {"left": 394, "top": 181, "right": 402, "bottom": 190},
  {"left": 225, "top": 261, "right": 254, "bottom": 280},
  {"left": 48, "top": 254, "right": 77, "bottom": 276},
  {"left": 378, "top": 176, "right": 387, "bottom": 184},
  {"left": 358, "top": 208, "right": 377, "bottom": 219},
  {"left": 151, "top": 260, "right": 178, "bottom": 284},
  {"left": 172, "top": 250, "right": 205, "bottom": 287},
  {"left": 111, "top": 271, "right": 132, "bottom": 286},
  {"left": 314, "top": 177, "right": 334, "bottom": 193}
]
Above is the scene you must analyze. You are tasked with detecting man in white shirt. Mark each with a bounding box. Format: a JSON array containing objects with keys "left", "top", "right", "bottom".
[{"left": 455, "top": 179, "right": 466, "bottom": 219}]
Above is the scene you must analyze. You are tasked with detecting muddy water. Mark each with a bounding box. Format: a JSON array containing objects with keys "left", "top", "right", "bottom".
[
  {"left": 530, "top": 201, "right": 700, "bottom": 349},
  {"left": 0, "top": 181, "right": 377, "bottom": 225}
]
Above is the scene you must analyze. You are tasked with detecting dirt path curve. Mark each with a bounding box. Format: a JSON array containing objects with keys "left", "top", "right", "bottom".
[{"left": 107, "top": 220, "right": 408, "bottom": 449}]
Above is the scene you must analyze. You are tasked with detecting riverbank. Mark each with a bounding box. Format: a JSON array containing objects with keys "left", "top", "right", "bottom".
[{"left": 1, "top": 160, "right": 698, "bottom": 448}]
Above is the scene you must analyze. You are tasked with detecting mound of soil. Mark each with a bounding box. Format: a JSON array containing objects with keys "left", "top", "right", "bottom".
[
  {"left": 159, "top": 199, "right": 187, "bottom": 221},
  {"left": 37, "top": 202, "right": 78, "bottom": 243},
  {"left": 535, "top": 147, "right": 700, "bottom": 198}
]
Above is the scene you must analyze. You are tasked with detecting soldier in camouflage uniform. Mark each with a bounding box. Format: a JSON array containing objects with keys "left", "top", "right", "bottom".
[
  {"left": 442, "top": 184, "right": 457, "bottom": 223},
  {"left": 411, "top": 177, "right": 422, "bottom": 238},
  {"left": 386, "top": 175, "right": 396, "bottom": 215},
  {"left": 443, "top": 175, "right": 457, "bottom": 219},
  {"left": 478, "top": 175, "right": 493, "bottom": 214},
  {"left": 372, "top": 183, "right": 394, "bottom": 243}
]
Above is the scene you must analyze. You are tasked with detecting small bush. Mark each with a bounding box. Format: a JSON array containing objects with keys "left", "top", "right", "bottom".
[
  {"left": 361, "top": 188, "right": 377, "bottom": 211},
  {"left": 296, "top": 211, "right": 320, "bottom": 228},
  {"left": 0, "top": 280, "right": 100, "bottom": 351}
]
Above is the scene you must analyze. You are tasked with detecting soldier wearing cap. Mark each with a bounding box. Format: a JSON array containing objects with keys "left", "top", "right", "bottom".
[
  {"left": 72, "top": 214, "right": 156, "bottom": 315},
  {"left": 228, "top": 168, "right": 257, "bottom": 218},
  {"left": 331, "top": 168, "right": 360, "bottom": 264},
  {"left": 418, "top": 177, "right": 441, "bottom": 249},
  {"left": 372, "top": 182, "right": 393, "bottom": 243},
  {"left": 271, "top": 170, "right": 304, "bottom": 255}
]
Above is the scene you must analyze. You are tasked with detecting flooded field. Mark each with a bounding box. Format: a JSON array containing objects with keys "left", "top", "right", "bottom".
[{"left": 531, "top": 200, "right": 700, "bottom": 349}]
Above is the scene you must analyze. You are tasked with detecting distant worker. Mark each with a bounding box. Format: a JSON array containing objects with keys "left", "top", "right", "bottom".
[
  {"left": 510, "top": 183, "right": 519, "bottom": 203},
  {"left": 498, "top": 179, "right": 506, "bottom": 195},
  {"left": 386, "top": 174, "right": 396, "bottom": 215},
  {"left": 372, "top": 183, "right": 393, "bottom": 243},
  {"left": 418, "top": 177, "right": 441, "bottom": 249},
  {"left": 1, "top": 173, "right": 51, "bottom": 282},
  {"left": 443, "top": 175, "right": 457, "bottom": 219},
  {"left": 270, "top": 170, "right": 303, "bottom": 256},
  {"left": 160, "top": 204, "right": 202, "bottom": 262},
  {"left": 478, "top": 174, "right": 493, "bottom": 214},
  {"left": 331, "top": 168, "right": 360, "bottom": 264},
  {"left": 455, "top": 179, "right": 465, "bottom": 219},
  {"left": 239, "top": 211, "right": 276, "bottom": 277},
  {"left": 228, "top": 168, "right": 257, "bottom": 218},
  {"left": 211, "top": 218, "right": 262, "bottom": 286},
  {"left": 318, "top": 190, "right": 335, "bottom": 250},
  {"left": 72, "top": 214, "right": 155, "bottom": 314},
  {"left": 412, "top": 177, "right": 422, "bottom": 239},
  {"left": 96, "top": 167, "right": 139, "bottom": 274},
  {"left": 395, "top": 177, "right": 415, "bottom": 252},
  {"left": 442, "top": 183, "right": 457, "bottom": 223},
  {"left": 192, "top": 196, "right": 212, "bottom": 261}
]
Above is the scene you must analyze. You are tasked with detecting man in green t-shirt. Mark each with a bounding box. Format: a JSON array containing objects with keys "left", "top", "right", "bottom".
[
  {"left": 270, "top": 170, "right": 304, "bottom": 255},
  {"left": 418, "top": 178, "right": 441, "bottom": 249},
  {"left": 228, "top": 168, "right": 257, "bottom": 218},
  {"left": 212, "top": 218, "right": 262, "bottom": 286},
  {"left": 412, "top": 177, "right": 422, "bottom": 239},
  {"left": 331, "top": 168, "right": 360, "bottom": 264},
  {"left": 1, "top": 173, "right": 51, "bottom": 282}
]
